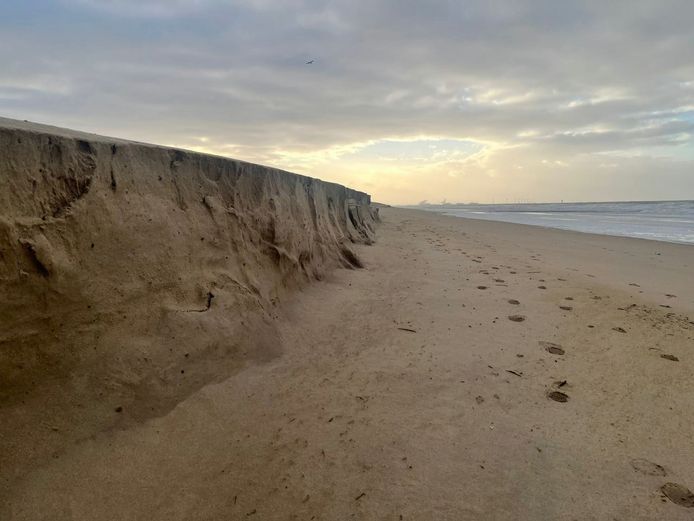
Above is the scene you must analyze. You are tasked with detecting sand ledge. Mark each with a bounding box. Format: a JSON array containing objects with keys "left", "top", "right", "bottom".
[{"left": 0, "top": 118, "right": 378, "bottom": 483}]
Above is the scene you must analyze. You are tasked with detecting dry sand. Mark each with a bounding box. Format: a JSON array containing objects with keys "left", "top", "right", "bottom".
[{"left": 3, "top": 204, "right": 693, "bottom": 520}]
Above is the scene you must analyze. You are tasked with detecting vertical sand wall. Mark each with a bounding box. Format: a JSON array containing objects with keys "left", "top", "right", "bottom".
[{"left": 0, "top": 119, "right": 378, "bottom": 416}]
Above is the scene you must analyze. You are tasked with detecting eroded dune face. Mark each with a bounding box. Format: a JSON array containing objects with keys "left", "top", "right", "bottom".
[{"left": 0, "top": 118, "right": 377, "bottom": 438}]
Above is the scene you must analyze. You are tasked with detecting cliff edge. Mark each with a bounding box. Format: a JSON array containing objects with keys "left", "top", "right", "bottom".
[{"left": 0, "top": 118, "right": 378, "bottom": 478}]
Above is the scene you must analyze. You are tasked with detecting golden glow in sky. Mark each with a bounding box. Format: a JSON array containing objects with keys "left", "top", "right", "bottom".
[{"left": 2, "top": 1, "right": 693, "bottom": 204}]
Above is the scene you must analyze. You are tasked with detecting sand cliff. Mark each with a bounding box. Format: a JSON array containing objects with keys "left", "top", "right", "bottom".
[{"left": 0, "top": 118, "right": 377, "bottom": 477}]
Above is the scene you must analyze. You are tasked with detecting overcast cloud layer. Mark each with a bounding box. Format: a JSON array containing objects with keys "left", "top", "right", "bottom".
[{"left": 2, "top": 0, "right": 693, "bottom": 203}]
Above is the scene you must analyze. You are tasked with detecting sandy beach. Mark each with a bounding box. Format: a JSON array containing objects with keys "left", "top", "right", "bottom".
[
  {"left": 4, "top": 2, "right": 694, "bottom": 518},
  {"left": 3, "top": 206, "right": 693, "bottom": 520}
]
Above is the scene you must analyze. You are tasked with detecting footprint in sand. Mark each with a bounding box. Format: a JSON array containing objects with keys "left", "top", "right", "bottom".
[
  {"left": 661, "top": 483, "right": 694, "bottom": 508},
  {"left": 508, "top": 315, "right": 526, "bottom": 322},
  {"left": 540, "top": 341, "right": 565, "bottom": 355},
  {"left": 547, "top": 391, "right": 569, "bottom": 403},
  {"left": 630, "top": 458, "right": 667, "bottom": 477},
  {"left": 508, "top": 299, "right": 520, "bottom": 305}
]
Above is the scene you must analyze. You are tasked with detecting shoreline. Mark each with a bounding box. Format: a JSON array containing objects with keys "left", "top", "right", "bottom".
[
  {"left": 393, "top": 207, "right": 694, "bottom": 315},
  {"left": 406, "top": 200, "right": 694, "bottom": 245},
  {"left": 3, "top": 207, "right": 694, "bottom": 520},
  {"left": 403, "top": 206, "right": 694, "bottom": 247}
]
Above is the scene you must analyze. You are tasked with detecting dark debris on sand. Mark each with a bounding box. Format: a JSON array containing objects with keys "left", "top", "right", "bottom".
[{"left": 660, "top": 354, "right": 679, "bottom": 362}]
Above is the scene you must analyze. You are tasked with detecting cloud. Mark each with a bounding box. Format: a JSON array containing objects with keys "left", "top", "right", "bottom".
[
  {"left": 1, "top": 0, "right": 693, "bottom": 203},
  {"left": 64, "top": 0, "right": 230, "bottom": 18}
]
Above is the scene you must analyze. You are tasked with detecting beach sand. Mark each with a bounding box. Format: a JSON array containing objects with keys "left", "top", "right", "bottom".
[{"left": 3, "top": 207, "right": 694, "bottom": 520}]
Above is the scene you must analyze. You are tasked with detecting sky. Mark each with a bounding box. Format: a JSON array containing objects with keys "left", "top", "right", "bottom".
[{"left": 1, "top": 1, "right": 693, "bottom": 205}]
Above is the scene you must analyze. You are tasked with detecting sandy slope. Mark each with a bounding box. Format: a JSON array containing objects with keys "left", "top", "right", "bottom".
[{"left": 3, "top": 207, "right": 693, "bottom": 520}]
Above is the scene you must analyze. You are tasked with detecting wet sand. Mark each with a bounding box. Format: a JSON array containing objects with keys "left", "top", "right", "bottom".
[{"left": 3, "top": 207, "right": 694, "bottom": 520}]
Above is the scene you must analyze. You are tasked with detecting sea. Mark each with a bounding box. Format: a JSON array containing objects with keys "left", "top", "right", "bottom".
[{"left": 417, "top": 200, "right": 694, "bottom": 245}]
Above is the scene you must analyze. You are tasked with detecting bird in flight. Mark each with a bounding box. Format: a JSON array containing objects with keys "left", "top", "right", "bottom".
[{"left": 305, "top": 59, "right": 314, "bottom": 64}]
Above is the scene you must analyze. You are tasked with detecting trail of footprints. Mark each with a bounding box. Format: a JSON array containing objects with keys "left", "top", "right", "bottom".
[
  {"left": 458, "top": 248, "right": 693, "bottom": 509},
  {"left": 400, "top": 218, "right": 693, "bottom": 509}
]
